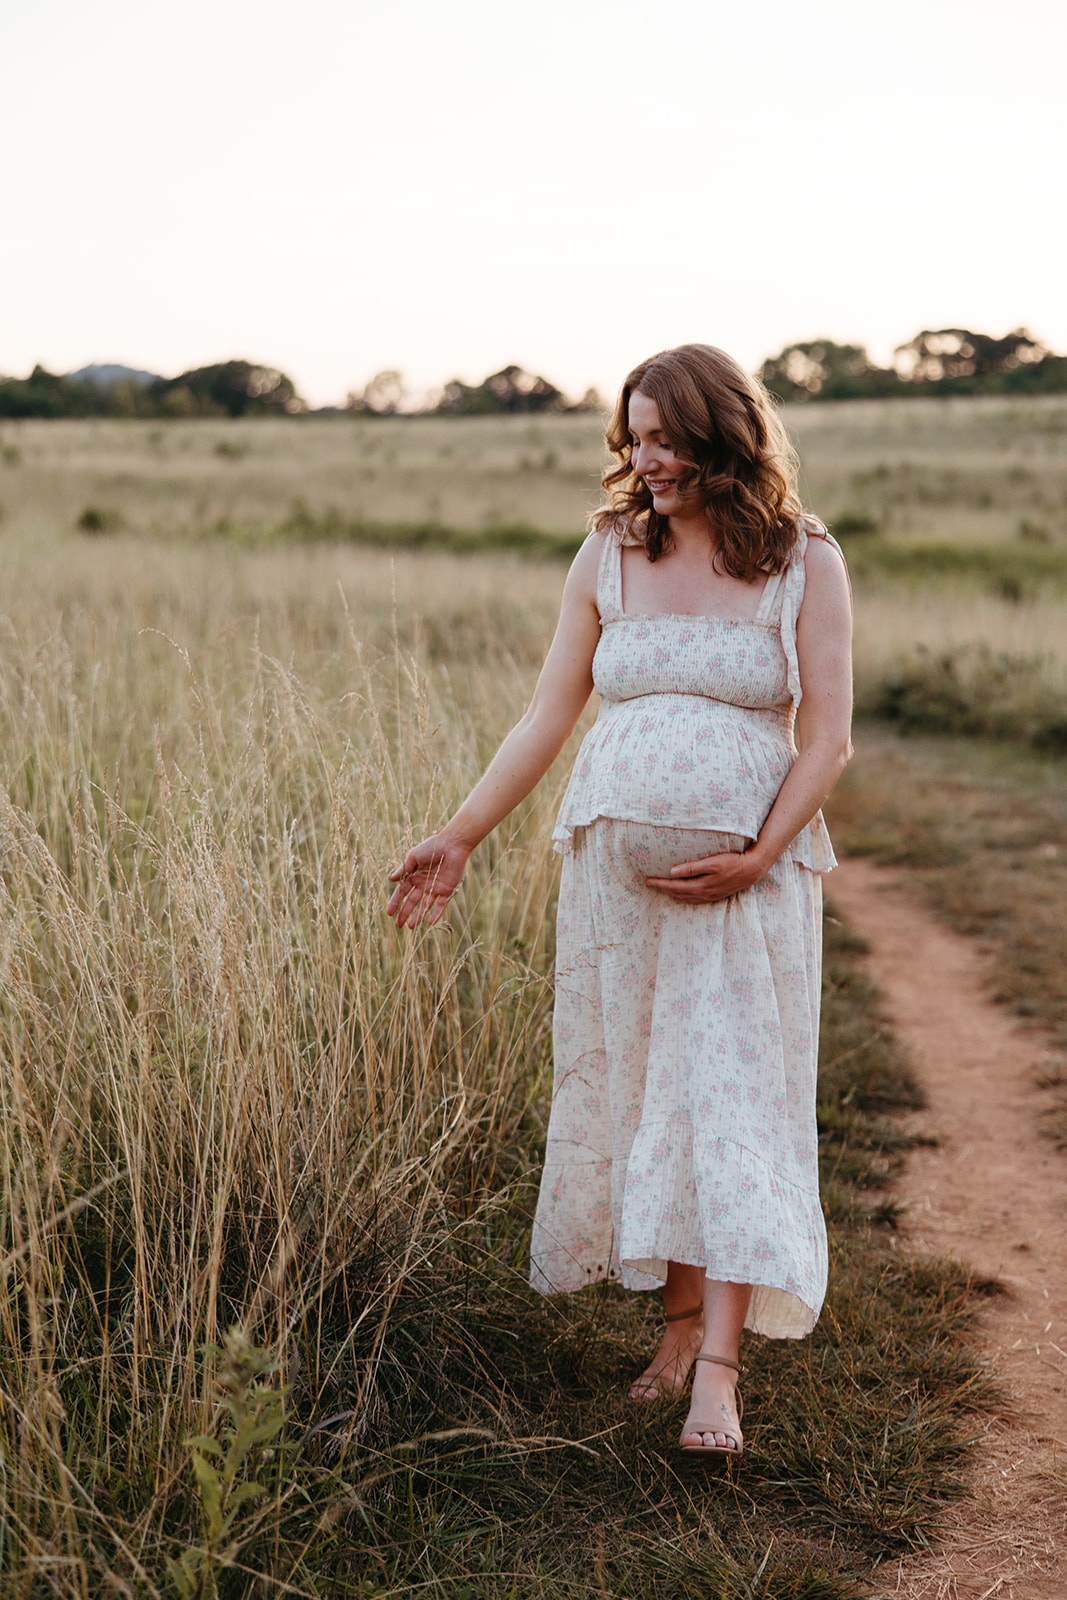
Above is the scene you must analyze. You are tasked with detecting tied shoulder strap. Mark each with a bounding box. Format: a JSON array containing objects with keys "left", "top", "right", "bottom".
[
  {"left": 595, "top": 523, "right": 626, "bottom": 621},
  {"left": 779, "top": 519, "right": 852, "bottom": 709}
]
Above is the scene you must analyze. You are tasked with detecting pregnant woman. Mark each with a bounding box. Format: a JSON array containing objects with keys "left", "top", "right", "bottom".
[{"left": 387, "top": 344, "right": 853, "bottom": 1458}]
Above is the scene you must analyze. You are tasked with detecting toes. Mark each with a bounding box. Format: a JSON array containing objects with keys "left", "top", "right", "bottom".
[{"left": 681, "top": 1427, "right": 740, "bottom": 1451}]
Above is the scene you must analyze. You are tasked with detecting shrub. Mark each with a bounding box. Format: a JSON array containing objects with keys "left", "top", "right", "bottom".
[
  {"left": 862, "top": 642, "right": 1067, "bottom": 749},
  {"left": 76, "top": 504, "right": 125, "bottom": 535},
  {"left": 831, "top": 509, "right": 881, "bottom": 539}
]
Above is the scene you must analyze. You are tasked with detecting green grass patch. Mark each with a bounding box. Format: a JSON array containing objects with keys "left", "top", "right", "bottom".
[
  {"left": 842, "top": 537, "right": 1067, "bottom": 596},
  {"left": 211, "top": 507, "right": 1067, "bottom": 608},
  {"left": 858, "top": 642, "right": 1067, "bottom": 752},
  {"left": 273, "top": 499, "right": 586, "bottom": 560}
]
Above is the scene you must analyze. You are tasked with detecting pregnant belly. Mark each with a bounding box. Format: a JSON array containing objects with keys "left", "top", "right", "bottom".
[{"left": 580, "top": 819, "right": 751, "bottom": 887}]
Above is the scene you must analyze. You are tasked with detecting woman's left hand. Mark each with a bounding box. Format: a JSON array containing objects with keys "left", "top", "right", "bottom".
[{"left": 645, "top": 850, "right": 766, "bottom": 904}]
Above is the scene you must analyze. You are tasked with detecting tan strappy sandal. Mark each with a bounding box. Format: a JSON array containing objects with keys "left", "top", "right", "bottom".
[
  {"left": 628, "top": 1302, "right": 704, "bottom": 1401},
  {"left": 678, "top": 1354, "right": 744, "bottom": 1458}
]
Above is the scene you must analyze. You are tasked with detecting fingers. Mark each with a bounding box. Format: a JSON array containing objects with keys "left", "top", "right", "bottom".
[
  {"left": 668, "top": 853, "right": 737, "bottom": 878},
  {"left": 645, "top": 870, "right": 749, "bottom": 904},
  {"left": 387, "top": 836, "right": 469, "bottom": 929},
  {"left": 388, "top": 845, "right": 432, "bottom": 884},
  {"left": 645, "top": 850, "right": 757, "bottom": 903},
  {"left": 387, "top": 885, "right": 425, "bottom": 923},
  {"left": 392, "top": 885, "right": 437, "bottom": 927},
  {"left": 646, "top": 874, "right": 717, "bottom": 898},
  {"left": 387, "top": 867, "right": 455, "bottom": 928}
]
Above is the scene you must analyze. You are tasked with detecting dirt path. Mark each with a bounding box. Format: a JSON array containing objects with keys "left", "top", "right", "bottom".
[{"left": 828, "top": 860, "right": 1067, "bottom": 1600}]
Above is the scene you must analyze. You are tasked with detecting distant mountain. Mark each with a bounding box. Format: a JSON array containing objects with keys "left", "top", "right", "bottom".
[{"left": 68, "top": 363, "right": 162, "bottom": 389}]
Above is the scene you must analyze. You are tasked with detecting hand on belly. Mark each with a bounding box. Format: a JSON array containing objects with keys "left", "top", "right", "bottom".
[{"left": 645, "top": 849, "right": 765, "bottom": 904}]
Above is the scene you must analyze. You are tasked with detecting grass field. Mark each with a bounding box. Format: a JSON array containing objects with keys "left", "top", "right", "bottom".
[
  {"left": 0, "top": 400, "right": 1063, "bottom": 1594},
  {"left": 4, "top": 394, "right": 1067, "bottom": 543},
  {"left": 5, "top": 395, "right": 1067, "bottom": 685}
]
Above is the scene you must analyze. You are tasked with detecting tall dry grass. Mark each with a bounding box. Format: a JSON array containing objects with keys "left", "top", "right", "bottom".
[{"left": 0, "top": 537, "right": 570, "bottom": 1591}]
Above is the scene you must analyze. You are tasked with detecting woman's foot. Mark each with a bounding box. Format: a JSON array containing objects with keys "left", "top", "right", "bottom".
[
  {"left": 679, "top": 1355, "right": 743, "bottom": 1454},
  {"left": 628, "top": 1305, "right": 704, "bottom": 1401}
]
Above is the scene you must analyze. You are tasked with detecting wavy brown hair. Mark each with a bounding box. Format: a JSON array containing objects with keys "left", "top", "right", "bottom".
[{"left": 595, "top": 344, "right": 804, "bottom": 578}]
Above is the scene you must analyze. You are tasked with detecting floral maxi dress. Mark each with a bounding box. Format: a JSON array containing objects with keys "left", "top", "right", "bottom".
[{"left": 529, "top": 521, "right": 841, "bottom": 1339}]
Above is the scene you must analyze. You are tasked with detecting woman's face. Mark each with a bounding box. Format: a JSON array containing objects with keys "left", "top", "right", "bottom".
[{"left": 627, "top": 390, "right": 695, "bottom": 521}]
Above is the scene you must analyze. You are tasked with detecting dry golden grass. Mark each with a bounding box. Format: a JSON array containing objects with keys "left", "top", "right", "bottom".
[
  {"left": 0, "top": 537, "right": 572, "bottom": 1592},
  {"left": 0, "top": 414, "right": 608, "bottom": 541},
  {"left": 853, "top": 588, "right": 1067, "bottom": 682},
  {"left": 5, "top": 401, "right": 1066, "bottom": 717},
  {"left": 791, "top": 393, "right": 1067, "bottom": 545},
  {"left": 3, "top": 391, "right": 1066, "bottom": 549},
  {"left": 0, "top": 529, "right": 996, "bottom": 1597}
]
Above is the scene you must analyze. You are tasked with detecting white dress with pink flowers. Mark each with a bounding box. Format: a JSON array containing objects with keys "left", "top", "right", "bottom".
[{"left": 528, "top": 520, "right": 840, "bottom": 1339}]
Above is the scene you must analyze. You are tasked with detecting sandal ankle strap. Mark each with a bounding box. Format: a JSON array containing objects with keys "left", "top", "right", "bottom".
[
  {"left": 662, "top": 1301, "right": 704, "bottom": 1324},
  {"left": 693, "top": 1353, "right": 744, "bottom": 1373}
]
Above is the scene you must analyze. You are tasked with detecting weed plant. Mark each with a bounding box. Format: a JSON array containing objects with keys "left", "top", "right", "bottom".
[{"left": 0, "top": 537, "right": 993, "bottom": 1595}]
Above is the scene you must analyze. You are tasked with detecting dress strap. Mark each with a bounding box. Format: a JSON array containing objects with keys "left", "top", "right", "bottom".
[
  {"left": 778, "top": 518, "right": 850, "bottom": 709},
  {"left": 596, "top": 525, "right": 626, "bottom": 620},
  {"left": 755, "top": 516, "right": 840, "bottom": 625},
  {"left": 754, "top": 568, "right": 788, "bottom": 624}
]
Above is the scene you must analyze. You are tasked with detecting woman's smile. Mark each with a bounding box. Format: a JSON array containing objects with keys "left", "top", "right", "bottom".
[{"left": 627, "top": 391, "right": 697, "bottom": 519}]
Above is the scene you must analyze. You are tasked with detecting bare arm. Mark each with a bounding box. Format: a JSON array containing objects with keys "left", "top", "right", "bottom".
[
  {"left": 387, "top": 534, "right": 604, "bottom": 927},
  {"left": 646, "top": 535, "right": 853, "bottom": 902}
]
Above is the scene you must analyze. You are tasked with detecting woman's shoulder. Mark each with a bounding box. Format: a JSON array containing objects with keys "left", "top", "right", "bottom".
[
  {"left": 564, "top": 525, "right": 610, "bottom": 600},
  {"left": 795, "top": 516, "right": 847, "bottom": 572},
  {"left": 590, "top": 505, "right": 646, "bottom": 547},
  {"left": 794, "top": 518, "right": 853, "bottom": 610}
]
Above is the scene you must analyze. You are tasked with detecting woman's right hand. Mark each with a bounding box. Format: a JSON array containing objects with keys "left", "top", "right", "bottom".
[{"left": 386, "top": 834, "right": 472, "bottom": 928}]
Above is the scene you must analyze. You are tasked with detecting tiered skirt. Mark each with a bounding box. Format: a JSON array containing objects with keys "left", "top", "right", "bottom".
[{"left": 529, "top": 819, "right": 828, "bottom": 1340}]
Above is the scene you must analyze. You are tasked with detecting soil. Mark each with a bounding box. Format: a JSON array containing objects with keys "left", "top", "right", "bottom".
[{"left": 828, "top": 860, "right": 1067, "bottom": 1600}]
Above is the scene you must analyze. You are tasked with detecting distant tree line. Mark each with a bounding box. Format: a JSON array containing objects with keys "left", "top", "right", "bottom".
[
  {"left": 345, "top": 364, "right": 602, "bottom": 417},
  {"left": 0, "top": 361, "right": 306, "bottom": 420},
  {"left": 4, "top": 331, "right": 1067, "bottom": 419},
  {"left": 759, "top": 328, "right": 1067, "bottom": 403}
]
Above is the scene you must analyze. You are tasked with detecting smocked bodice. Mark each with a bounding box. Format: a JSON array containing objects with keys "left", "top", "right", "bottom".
[
  {"left": 552, "top": 521, "right": 838, "bottom": 872},
  {"left": 594, "top": 610, "right": 791, "bottom": 711}
]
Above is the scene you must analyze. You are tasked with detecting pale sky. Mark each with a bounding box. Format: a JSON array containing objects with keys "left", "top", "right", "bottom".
[{"left": 3, "top": 0, "right": 1065, "bottom": 407}]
